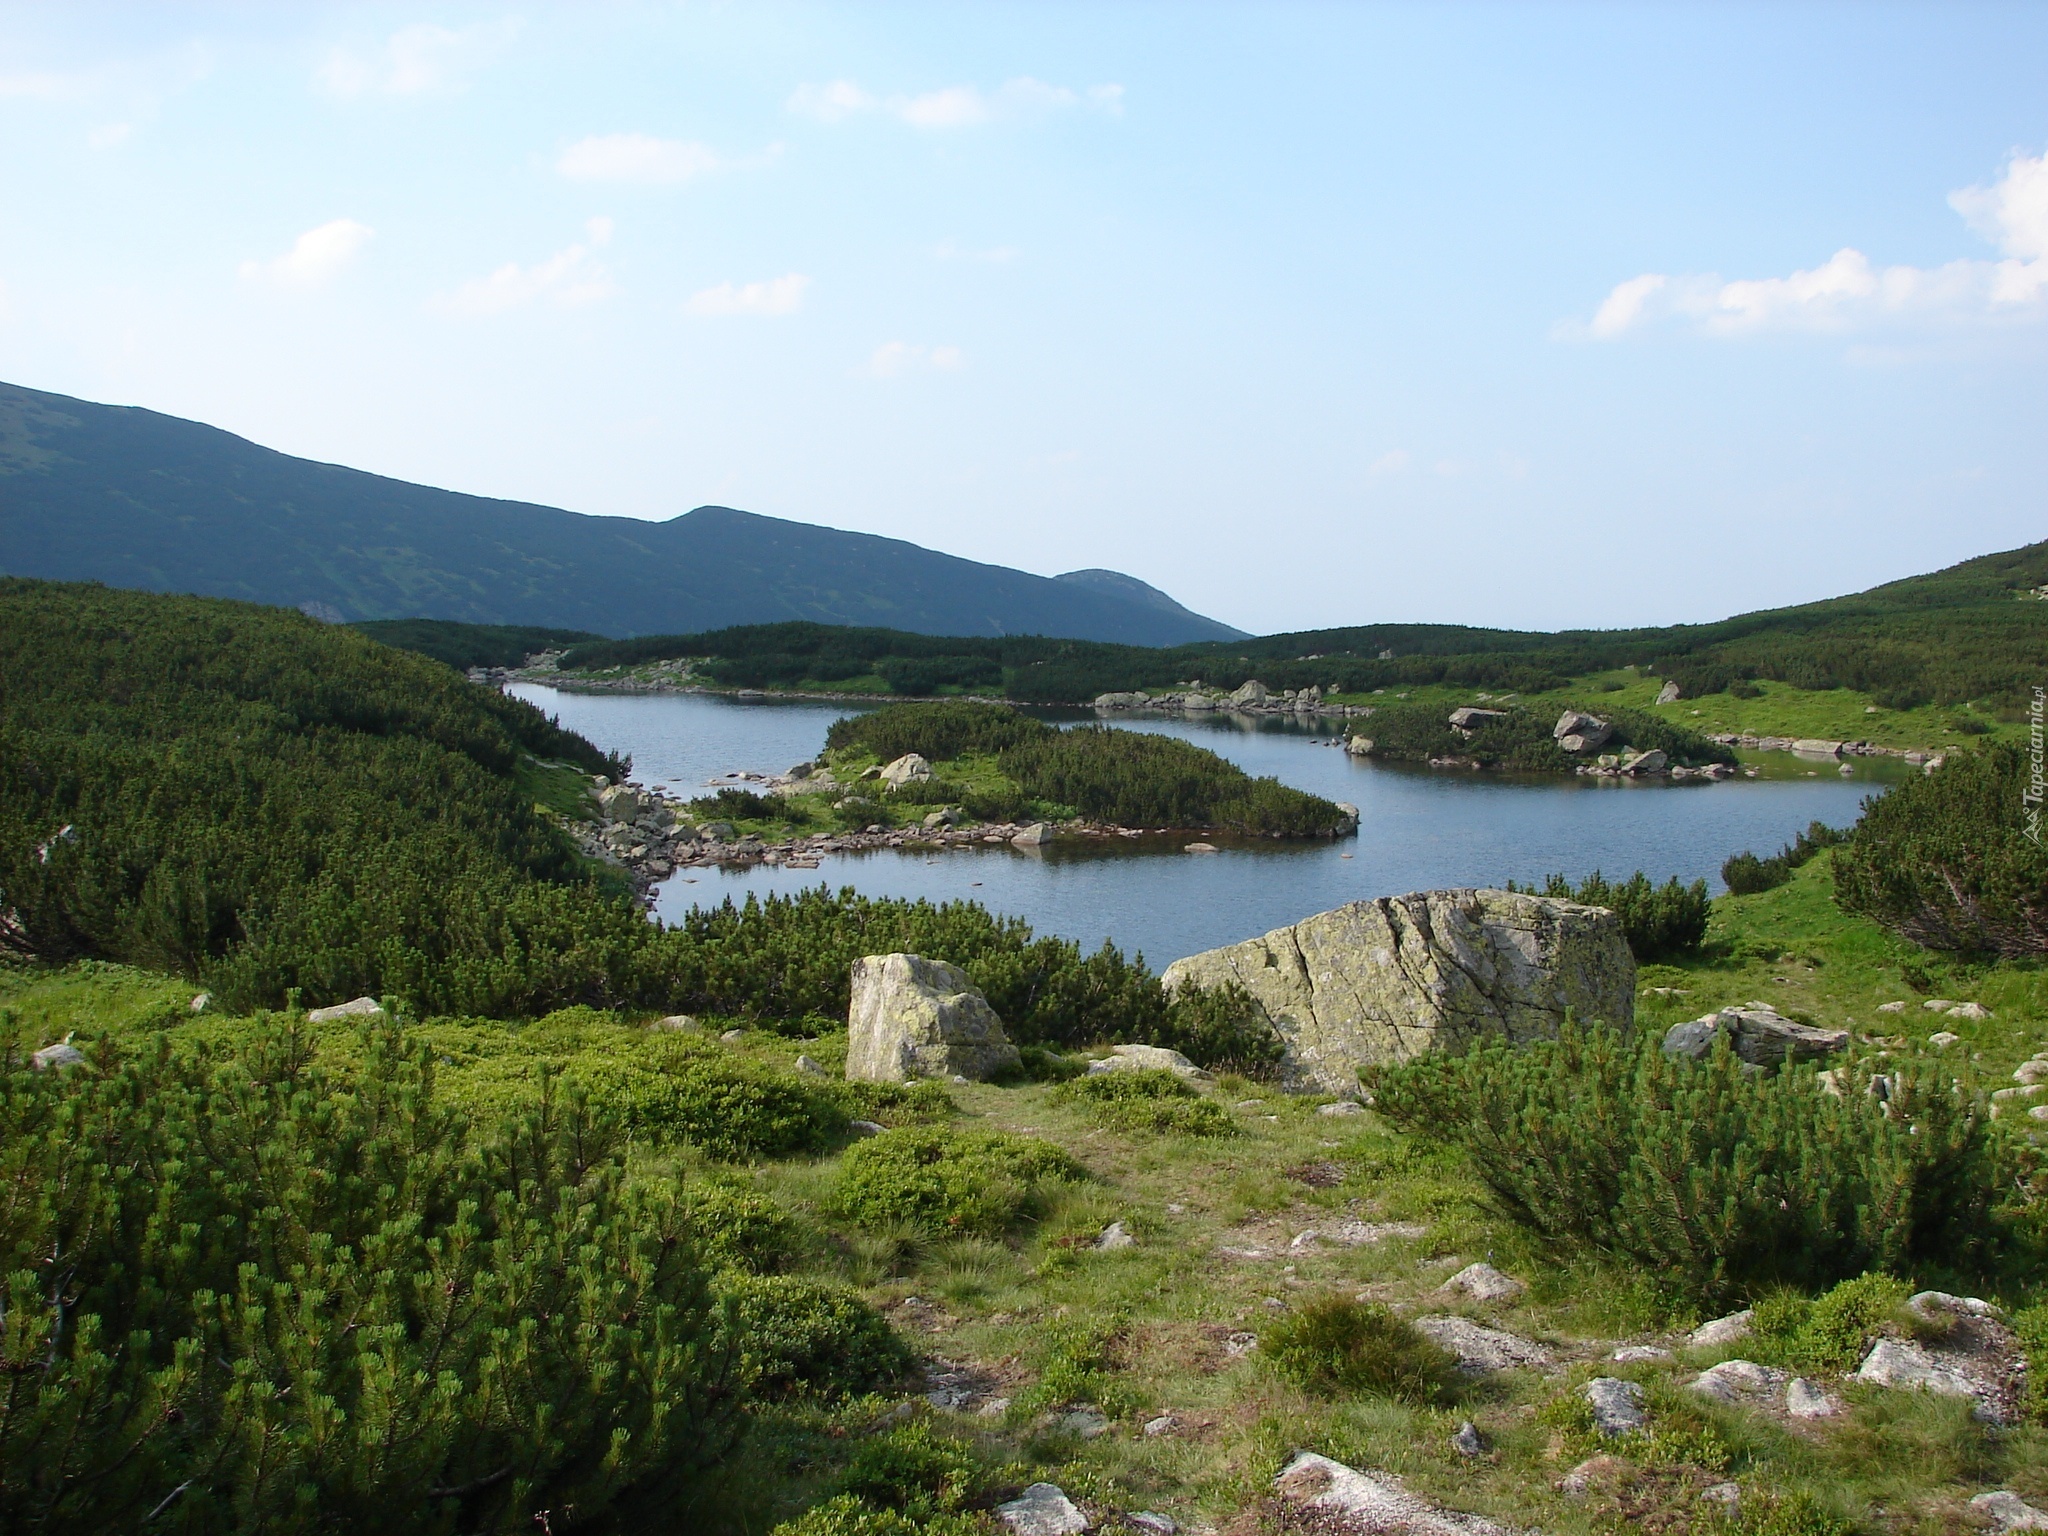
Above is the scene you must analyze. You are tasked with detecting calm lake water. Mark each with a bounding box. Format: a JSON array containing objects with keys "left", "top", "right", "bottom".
[{"left": 509, "top": 685, "right": 1908, "bottom": 966}]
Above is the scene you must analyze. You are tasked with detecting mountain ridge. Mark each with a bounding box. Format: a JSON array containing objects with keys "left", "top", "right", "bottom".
[{"left": 0, "top": 380, "right": 1244, "bottom": 646}]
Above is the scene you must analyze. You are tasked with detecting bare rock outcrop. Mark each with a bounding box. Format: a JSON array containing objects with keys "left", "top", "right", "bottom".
[
  {"left": 1160, "top": 890, "right": 1634, "bottom": 1093},
  {"left": 845, "top": 953, "right": 1021, "bottom": 1083}
]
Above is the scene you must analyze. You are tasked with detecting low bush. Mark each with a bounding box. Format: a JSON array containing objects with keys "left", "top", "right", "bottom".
[
  {"left": 833, "top": 1078, "right": 958, "bottom": 1127},
  {"left": 1512, "top": 870, "right": 1710, "bottom": 960},
  {"left": 680, "top": 1182, "right": 804, "bottom": 1273},
  {"left": 837, "top": 1420, "right": 980, "bottom": 1512},
  {"left": 1153, "top": 980, "right": 1287, "bottom": 1077},
  {"left": 770, "top": 1495, "right": 979, "bottom": 1536},
  {"left": 566, "top": 1047, "right": 848, "bottom": 1159},
  {"left": 1368, "top": 1024, "right": 2008, "bottom": 1306},
  {"left": 693, "top": 787, "right": 780, "bottom": 821},
  {"left": 1723, "top": 821, "right": 1849, "bottom": 897},
  {"left": 1835, "top": 743, "right": 2048, "bottom": 957},
  {"left": 1262, "top": 1296, "right": 1460, "bottom": 1404},
  {"left": 1749, "top": 1273, "right": 1911, "bottom": 1372},
  {"left": 835, "top": 1127, "right": 1084, "bottom": 1237},
  {"left": 1055, "top": 1068, "right": 1238, "bottom": 1137},
  {"left": 717, "top": 1274, "right": 913, "bottom": 1400}
]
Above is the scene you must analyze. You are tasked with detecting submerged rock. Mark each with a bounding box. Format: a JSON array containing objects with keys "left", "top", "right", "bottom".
[
  {"left": 844, "top": 953, "right": 1021, "bottom": 1083},
  {"left": 1160, "top": 890, "right": 1635, "bottom": 1093}
]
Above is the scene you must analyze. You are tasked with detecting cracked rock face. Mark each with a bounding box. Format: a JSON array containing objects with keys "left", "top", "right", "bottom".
[
  {"left": 845, "top": 953, "right": 1022, "bottom": 1083},
  {"left": 1160, "top": 890, "right": 1634, "bottom": 1093}
]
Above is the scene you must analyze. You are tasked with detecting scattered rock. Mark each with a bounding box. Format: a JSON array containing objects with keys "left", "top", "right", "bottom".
[
  {"left": 1922, "top": 998, "right": 1958, "bottom": 1012},
  {"left": 1414, "top": 1316, "right": 1552, "bottom": 1373},
  {"left": 1224, "top": 1332, "right": 1258, "bottom": 1357},
  {"left": 1142, "top": 1414, "right": 1180, "bottom": 1437},
  {"left": 1012, "top": 822, "right": 1055, "bottom": 848},
  {"left": 879, "top": 753, "right": 934, "bottom": 789},
  {"left": 189, "top": 992, "right": 211, "bottom": 1013},
  {"left": 1094, "top": 1222, "right": 1136, "bottom": 1252},
  {"left": 1182, "top": 842, "right": 1218, "bottom": 854},
  {"left": 1291, "top": 1220, "right": 1427, "bottom": 1250},
  {"left": 1700, "top": 1483, "right": 1742, "bottom": 1514},
  {"left": 794, "top": 1054, "right": 828, "bottom": 1076},
  {"left": 1275, "top": 1453, "right": 1519, "bottom": 1535},
  {"left": 1553, "top": 711, "right": 1614, "bottom": 752},
  {"left": 1451, "top": 1420, "right": 1487, "bottom": 1457},
  {"left": 1161, "top": 890, "right": 1635, "bottom": 1094},
  {"left": 1127, "top": 1514, "right": 1177, "bottom": 1536},
  {"left": 31, "top": 1036, "right": 84, "bottom": 1072},
  {"left": 1610, "top": 1345, "right": 1674, "bottom": 1363},
  {"left": 1661, "top": 1005, "right": 1848, "bottom": 1068},
  {"left": 845, "top": 953, "right": 1022, "bottom": 1083},
  {"left": 1317, "top": 1099, "right": 1366, "bottom": 1116},
  {"left": 1438, "top": 1262, "right": 1525, "bottom": 1303},
  {"left": 1876, "top": 1000, "right": 1907, "bottom": 1014},
  {"left": 1559, "top": 1454, "right": 1634, "bottom": 1498},
  {"left": 1059, "top": 1407, "right": 1111, "bottom": 1439},
  {"left": 1689, "top": 1359, "right": 1785, "bottom": 1402},
  {"left": 1448, "top": 707, "right": 1511, "bottom": 732},
  {"left": 1948, "top": 1002, "right": 1993, "bottom": 1020},
  {"left": 1584, "top": 1377, "right": 1648, "bottom": 1436},
  {"left": 2014, "top": 1060, "right": 2048, "bottom": 1083},
  {"left": 1785, "top": 1377, "right": 1841, "bottom": 1418},
  {"left": 850, "top": 1119, "right": 887, "bottom": 1137},
  {"left": 1620, "top": 748, "right": 1668, "bottom": 775},
  {"left": 1971, "top": 1491, "right": 2048, "bottom": 1532},
  {"left": 997, "top": 1482, "right": 1089, "bottom": 1535},
  {"left": 720, "top": 1028, "right": 746, "bottom": 1043},
  {"left": 1689, "top": 1310, "right": 1753, "bottom": 1347},
  {"left": 1087, "top": 1043, "right": 1212, "bottom": 1081},
  {"left": 1656, "top": 681, "right": 1682, "bottom": 704},
  {"left": 307, "top": 996, "right": 385, "bottom": 1024},
  {"left": 1854, "top": 1339, "right": 1982, "bottom": 1399},
  {"left": 650, "top": 1014, "right": 699, "bottom": 1032},
  {"left": 1907, "top": 1290, "right": 2004, "bottom": 1323},
  {"left": 1929, "top": 1031, "right": 1962, "bottom": 1048}
]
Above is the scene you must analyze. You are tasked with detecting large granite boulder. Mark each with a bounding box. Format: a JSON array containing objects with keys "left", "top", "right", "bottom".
[
  {"left": 846, "top": 953, "right": 1021, "bottom": 1083},
  {"left": 1553, "top": 710, "right": 1613, "bottom": 752},
  {"left": 1661, "top": 1005, "right": 1848, "bottom": 1067},
  {"left": 1160, "top": 890, "right": 1634, "bottom": 1093},
  {"left": 879, "top": 753, "right": 934, "bottom": 788}
]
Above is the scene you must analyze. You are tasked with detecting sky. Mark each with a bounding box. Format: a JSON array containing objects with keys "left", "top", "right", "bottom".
[{"left": 1, "top": 2, "right": 2044, "bottom": 637}]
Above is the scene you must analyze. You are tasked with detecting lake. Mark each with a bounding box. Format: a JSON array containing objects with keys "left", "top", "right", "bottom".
[{"left": 508, "top": 685, "right": 1909, "bottom": 966}]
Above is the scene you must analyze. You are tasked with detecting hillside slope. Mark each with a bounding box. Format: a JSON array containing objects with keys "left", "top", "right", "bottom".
[{"left": 0, "top": 380, "right": 1241, "bottom": 645}]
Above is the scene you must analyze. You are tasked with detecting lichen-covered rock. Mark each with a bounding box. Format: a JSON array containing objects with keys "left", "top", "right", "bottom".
[
  {"left": 1160, "top": 890, "right": 1634, "bottom": 1093},
  {"left": 307, "top": 996, "right": 386, "bottom": 1024},
  {"left": 1662, "top": 1005, "right": 1848, "bottom": 1067},
  {"left": 845, "top": 952, "right": 1021, "bottom": 1083},
  {"left": 1087, "top": 1043, "right": 1211, "bottom": 1081},
  {"left": 879, "top": 753, "right": 933, "bottom": 788},
  {"left": 1275, "top": 1453, "right": 1518, "bottom": 1535},
  {"left": 1584, "top": 1377, "right": 1647, "bottom": 1436}
]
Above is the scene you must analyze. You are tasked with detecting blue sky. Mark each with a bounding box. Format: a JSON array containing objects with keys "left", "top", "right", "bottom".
[{"left": 2, "top": 3, "right": 2044, "bottom": 636}]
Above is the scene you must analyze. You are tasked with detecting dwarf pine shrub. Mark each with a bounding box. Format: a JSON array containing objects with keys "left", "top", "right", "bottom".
[
  {"left": 1748, "top": 1273, "right": 1911, "bottom": 1371},
  {"left": 1152, "top": 979, "right": 1286, "bottom": 1077},
  {"left": 717, "top": 1274, "right": 913, "bottom": 1400},
  {"left": 837, "top": 1420, "right": 981, "bottom": 1513},
  {"left": 1368, "top": 1025, "right": 2006, "bottom": 1306},
  {"left": 1513, "top": 870, "right": 1710, "bottom": 960},
  {"left": 1262, "top": 1296, "right": 1460, "bottom": 1405},
  {"left": 680, "top": 1182, "right": 804, "bottom": 1273},
  {"left": 770, "top": 1495, "right": 981, "bottom": 1536},
  {"left": 835, "top": 1127, "right": 1084, "bottom": 1237},
  {"left": 1055, "top": 1068, "right": 1237, "bottom": 1137}
]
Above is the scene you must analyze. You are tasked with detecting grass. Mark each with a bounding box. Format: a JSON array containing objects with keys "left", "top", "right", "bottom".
[{"left": 9, "top": 864, "right": 2048, "bottom": 1534}]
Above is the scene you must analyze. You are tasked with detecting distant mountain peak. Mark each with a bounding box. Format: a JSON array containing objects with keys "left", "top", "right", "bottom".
[{"left": 1056, "top": 567, "right": 1249, "bottom": 638}]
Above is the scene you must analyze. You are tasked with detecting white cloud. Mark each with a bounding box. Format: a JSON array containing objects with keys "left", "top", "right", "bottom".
[
  {"left": 788, "top": 76, "right": 1121, "bottom": 130},
  {"left": 1578, "top": 149, "right": 2048, "bottom": 339},
  {"left": 869, "top": 341, "right": 964, "bottom": 378},
  {"left": 557, "top": 133, "right": 721, "bottom": 185},
  {"left": 447, "top": 218, "right": 616, "bottom": 315},
  {"left": 686, "top": 273, "right": 810, "bottom": 317},
  {"left": 239, "top": 218, "right": 374, "bottom": 288},
  {"left": 319, "top": 19, "right": 520, "bottom": 98}
]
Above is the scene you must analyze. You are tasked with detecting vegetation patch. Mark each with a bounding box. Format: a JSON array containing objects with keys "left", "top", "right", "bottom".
[
  {"left": 1054, "top": 1068, "right": 1238, "bottom": 1137},
  {"left": 1724, "top": 821, "right": 1850, "bottom": 896},
  {"left": 1507, "top": 869, "right": 1710, "bottom": 960},
  {"left": 718, "top": 1273, "right": 915, "bottom": 1400},
  {"left": 834, "top": 1126, "right": 1085, "bottom": 1237},
  {"left": 1261, "top": 1295, "right": 1460, "bottom": 1404}
]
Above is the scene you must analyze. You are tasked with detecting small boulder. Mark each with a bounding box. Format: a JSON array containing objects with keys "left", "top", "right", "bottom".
[
  {"left": 189, "top": 992, "right": 211, "bottom": 1014},
  {"left": 1127, "top": 1515, "right": 1177, "bottom": 1536},
  {"left": 794, "top": 1054, "right": 829, "bottom": 1077},
  {"left": 1700, "top": 1483, "right": 1742, "bottom": 1514},
  {"left": 1012, "top": 822, "right": 1054, "bottom": 848},
  {"left": 1317, "top": 1099, "right": 1366, "bottom": 1116},
  {"left": 996, "top": 1483, "right": 1088, "bottom": 1535},
  {"left": 1948, "top": 1002, "right": 1993, "bottom": 1020},
  {"left": 1553, "top": 710, "right": 1613, "bottom": 751},
  {"left": 1584, "top": 1377, "right": 1647, "bottom": 1436},
  {"left": 31, "top": 1036, "right": 84, "bottom": 1072},
  {"left": 1922, "top": 998, "right": 1958, "bottom": 1012},
  {"left": 307, "top": 997, "right": 386, "bottom": 1024},
  {"left": 1560, "top": 1454, "right": 1634, "bottom": 1498},
  {"left": 1438, "top": 1262, "right": 1525, "bottom": 1303},
  {"left": 720, "top": 1028, "right": 746, "bottom": 1042},
  {"left": 1689, "top": 1310, "right": 1753, "bottom": 1347},
  {"left": 845, "top": 953, "right": 1022, "bottom": 1083},
  {"left": 879, "top": 753, "right": 934, "bottom": 789},
  {"left": 1414, "top": 1316, "right": 1552, "bottom": 1373},
  {"left": 1142, "top": 1414, "right": 1180, "bottom": 1437},
  {"left": 1276, "top": 1453, "right": 1518, "bottom": 1535},
  {"left": 1345, "top": 735, "right": 1375, "bottom": 756},
  {"left": 1876, "top": 1000, "right": 1907, "bottom": 1013},
  {"left": 1971, "top": 1491, "right": 2048, "bottom": 1532},
  {"left": 1093, "top": 1221, "right": 1136, "bottom": 1252},
  {"left": 1854, "top": 1338, "right": 1980, "bottom": 1398},
  {"left": 1785, "top": 1377, "right": 1841, "bottom": 1418},
  {"left": 1059, "top": 1407, "right": 1111, "bottom": 1438},
  {"left": 1620, "top": 749, "right": 1668, "bottom": 774},
  {"left": 1448, "top": 707, "right": 1510, "bottom": 732},
  {"left": 1451, "top": 1421, "right": 1487, "bottom": 1457},
  {"left": 1656, "top": 681, "right": 1682, "bottom": 704},
  {"left": 1611, "top": 1345, "right": 1674, "bottom": 1363},
  {"left": 1662, "top": 1005, "right": 1847, "bottom": 1067},
  {"left": 1929, "top": 1031, "right": 1961, "bottom": 1049},
  {"left": 649, "top": 1014, "right": 700, "bottom": 1032},
  {"left": 1229, "top": 680, "right": 1269, "bottom": 706},
  {"left": 1689, "top": 1359, "right": 1784, "bottom": 1402},
  {"left": 1088, "top": 1043, "right": 1211, "bottom": 1081}
]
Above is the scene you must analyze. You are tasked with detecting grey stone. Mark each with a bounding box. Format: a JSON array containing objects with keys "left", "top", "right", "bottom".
[
  {"left": 1093, "top": 1221, "right": 1136, "bottom": 1252},
  {"left": 1584, "top": 1377, "right": 1647, "bottom": 1436},
  {"left": 850, "top": 1120, "right": 887, "bottom": 1137},
  {"left": 1661, "top": 1005, "right": 1848, "bottom": 1067},
  {"left": 1689, "top": 1359, "right": 1784, "bottom": 1402},
  {"left": 1451, "top": 1420, "right": 1487, "bottom": 1457},
  {"left": 1290, "top": 1220, "right": 1426, "bottom": 1250},
  {"left": 1093, "top": 692, "right": 1149, "bottom": 708},
  {"left": 1854, "top": 1337, "right": 1980, "bottom": 1398},
  {"left": 1553, "top": 711, "right": 1613, "bottom": 750},
  {"left": 1142, "top": 1414, "right": 1180, "bottom": 1437},
  {"left": 1230, "top": 680, "right": 1269, "bottom": 706},
  {"left": 1414, "top": 1316, "right": 1552, "bottom": 1373},
  {"left": 1316, "top": 1099, "right": 1366, "bottom": 1116},
  {"left": 1448, "top": 707, "right": 1510, "bottom": 731},
  {"left": 1785, "top": 1377, "right": 1841, "bottom": 1418},
  {"left": 1689, "top": 1310, "right": 1753, "bottom": 1347},
  {"left": 1012, "top": 822, "right": 1055, "bottom": 847},
  {"left": 997, "top": 1482, "right": 1089, "bottom": 1535},
  {"left": 1656, "top": 680, "right": 1682, "bottom": 704},
  {"left": 649, "top": 1014, "right": 699, "bottom": 1032},
  {"left": 1127, "top": 1515, "right": 1177, "bottom": 1536},
  {"left": 31, "top": 1038, "right": 84, "bottom": 1072},
  {"left": 1160, "top": 890, "right": 1635, "bottom": 1094},
  {"left": 879, "top": 753, "right": 934, "bottom": 789},
  {"left": 307, "top": 996, "right": 386, "bottom": 1024},
  {"left": 720, "top": 1028, "right": 746, "bottom": 1042},
  {"left": 1087, "top": 1043, "right": 1212, "bottom": 1081},
  {"left": 1700, "top": 1484, "right": 1742, "bottom": 1513},
  {"left": 1971, "top": 1492, "right": 2048, "bottom": 1531},
  {"left": 1610, "top": 1345, "right": 1674, "bottom": 1362},
  {"left": 1275, "top": 1453, "right": 1518, "bottom": 1536},
  {"left": 1620, "top": 748, "right": 1668, "bottom": 774},
  {"left": 1437, "top": 1262, "right": 1526, "bottom": 1303},
  {"left": 1345, "top": 735, "right": 1375, "bottom": 756},
  {"left": 1949, "top": 1002, "right": 1993, "bottom": 1020},
  {"left": 1791, "top": 739, "right": 1845, "bottom": 758},
  {"left": 1907, "top": 1291, "right": 2004, "bottom": 1323},
  {"left": 845, "top": 953, "right": 1021, "bottom": 1083},
  {"left": 1929, "top": 1031, "right": 1961, "bottom": 1048},
  {"left": 794, "top": 1054, "right": 828, "bottom": 1077},
  {"left": 189, "top": 992, "right": 211, "bottom": 1013},
  {"left": 1559, "top": 1455, "right": 1631, "bottom": 1498},
  {"left": 1059, "top": 1407, "right": 1111, "bottom": 1438}
]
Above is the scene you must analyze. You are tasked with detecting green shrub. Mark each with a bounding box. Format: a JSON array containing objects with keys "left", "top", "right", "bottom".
[
  {"left": 1013, "top": 1320, "right": 1142, "bottom": 1418},
  {"left": 770, "top": 1494, "right": 980, "bottom": 1536},
  {"left": 1262, "top": 1296, "right": 1460, "bottom": 1404},
  {"left": 1722, "top": 822, "right": 1848, "bottom": 897},
  {"left": 1516, "top": 870, "right": 1710, "bottom": 960},
  {"left": 1368, "top": 1025, "right": 2007, "bottom": 1306},
  {"left": 1055, "top": 1069, "right": 1237, "bottom": 1137},
  {"left": 838, "top": 1420, "right": 980, "bottom": 1512},
  {"left": 1749, "top": 1273, "right": 1910, "bottom": 1371},
  {"left": 680, "top": 1182, "right": 803, "bottom": 1273},
  {"left": 1152, "top": 980, "right": 1286, "bottom": 1077},
  {"left": 835, "top": 1127, "right": 1084, "bottom": 1237},
  {"left": 2014, "top": 1304, "right": 2048, "bottom": 1422},
  {"left": 567, "top": 1048, "right": 848, "bottom": 1159},
  {"left": 833, "top": 1078, "right": 958, "bottom": 1126},
  {"left": 1835, "top": 743, "right": 2048, "bottom": 956},
  {"left": 0, "top": 1019, "right": 738, "bottom": 1532},
  {"left": 718, "top": 1275, "right": 913, "bottom": 1400},
  {"left": 693, "top": 787, "right": 780, "bottom": 820}
]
